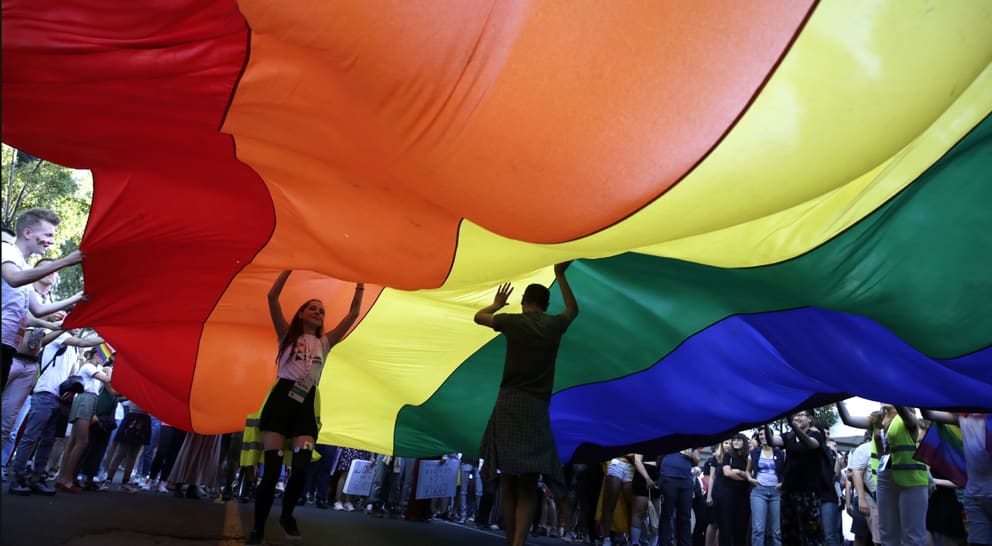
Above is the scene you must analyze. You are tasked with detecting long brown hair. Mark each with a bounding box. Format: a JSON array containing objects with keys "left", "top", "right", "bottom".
[
  {"left": 276, "top": 299, "right": 324, "bottom": 360},
  {"left": 730, "top": 434, "right": 749, "bottom": 459}
]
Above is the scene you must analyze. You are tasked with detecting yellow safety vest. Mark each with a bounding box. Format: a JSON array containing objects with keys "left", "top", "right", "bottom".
[
  {"left": 240, "top": 382, "right": 323, "bottom": 468},
  {"left": 869, "top": 415, "right": 928, "bottom": 488}
]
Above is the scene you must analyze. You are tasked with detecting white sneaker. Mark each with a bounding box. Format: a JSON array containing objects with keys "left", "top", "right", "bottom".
[
  {"left": 333, "top": 501, "right": 345, "bottom": 510},
  {"left": 158, "top": 481, "right": 169, "bottom": 494},
  {"left": 602, "top": 538, "right": 612, "bottom": 546},
  {"left": 343, "top": 502, "right": 355, "bottom": 511}
]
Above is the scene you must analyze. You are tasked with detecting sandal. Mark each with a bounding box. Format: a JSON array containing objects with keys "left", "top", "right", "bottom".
[{"left": 55, "top": 482, "right": 83, "bottom": 493}]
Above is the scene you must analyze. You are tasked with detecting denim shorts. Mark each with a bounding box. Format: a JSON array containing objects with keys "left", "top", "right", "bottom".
[{"left": 607, "top": 458, "right": 634, "bottom": 483}]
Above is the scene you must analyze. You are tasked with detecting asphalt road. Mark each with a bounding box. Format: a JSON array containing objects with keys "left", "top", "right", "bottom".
[{"left": 0, "top": 486, "right": 577, "bottom": 546}]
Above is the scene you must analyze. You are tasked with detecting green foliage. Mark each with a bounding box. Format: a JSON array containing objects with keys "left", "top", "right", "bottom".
[
  {"left": 2, "top": 143, "right": 91, "bottom": 298},
  {"left": 767, "top": 404, "right": 838, "bottom": 433}
]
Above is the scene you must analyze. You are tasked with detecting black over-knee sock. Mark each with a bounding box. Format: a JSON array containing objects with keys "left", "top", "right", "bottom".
[
  {"left": 253, "top": 450, "right": 284, "bottom": 533},
  {"left": 281, "top": 448, "right": 313, "bottom": 520}
]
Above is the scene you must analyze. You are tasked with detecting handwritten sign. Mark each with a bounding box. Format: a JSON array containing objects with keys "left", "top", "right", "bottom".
[
  {"left": 343, "top": 459, "right": 375, "bottom": 496},
  {"left": 415, "top": 459, "right": 459, "bottom": 500}
]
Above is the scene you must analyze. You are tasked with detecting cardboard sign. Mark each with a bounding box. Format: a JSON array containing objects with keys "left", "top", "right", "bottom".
[
  {"left": 342, "top": 458, "right": 375, "bottom": 496},
  {"left": 415, "top": 459, "right": 459, "bottom": 499}
]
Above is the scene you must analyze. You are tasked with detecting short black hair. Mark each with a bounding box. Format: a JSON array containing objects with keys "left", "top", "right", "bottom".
[{"left": 521, "top": 283, "right": 550, "bottom": 311}]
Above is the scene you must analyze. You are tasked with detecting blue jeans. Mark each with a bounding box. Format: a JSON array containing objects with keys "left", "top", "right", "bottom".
[
  {"left": 963, "top": 494, "right": 992, "bottom": 546},
  {"left": 10, "top": 392, "right": 62, "bottom": 482},
  {"left": 821, "top": 500, "right": 840, "bottom": 546},
  {"left": 303, "top": 444, "right": 337, "bottom": 501},
  {"left": 369, "top": 453, "right": 395, "bottom": 506},
  {"left": 137, "top": 415, "right": 161, "bottom": 477},
  {"left": 750, "top": 485, "right": 782, "bottom": 546},
  {"left": 660, "top": 476, "right": 693, "bottom": 546},
  {"left": 396, "top": 457, "right": 417, "bottom": 511},
  {"left": 457, "top": 463, "right": 482, "bottom": 518}
]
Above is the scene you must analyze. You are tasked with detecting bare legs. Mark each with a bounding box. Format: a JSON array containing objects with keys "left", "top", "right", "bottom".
[
  {"left": 601, "top": 475, "right": 633, "bottom": 543},
  {"left": 55, "top": 418, "right": 90, "bottom": 488},
  {"left": 501, "top": 473, "right": 539, "bottom": 546}
]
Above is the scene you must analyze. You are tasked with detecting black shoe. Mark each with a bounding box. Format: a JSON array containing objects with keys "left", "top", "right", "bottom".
[
  {"left": 279, "top": 516, "right": 301, "bottom": 541},
  {"left": 8, "top": 479, "right": 31, "bottom": 496},
  {"left": 28, "top": 480, "right": 56, "bottom": 496},
  {"left": 315, "top": 500, "right": 329, "bottom": 509},
  {"left": 245, "top": 529, "right": 264, "bottom": 545}
]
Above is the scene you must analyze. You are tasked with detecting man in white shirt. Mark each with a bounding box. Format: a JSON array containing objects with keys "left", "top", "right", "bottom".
[
  {"left": 2, "top": 208, "right": 83, "bottom": 386},
  {"left": 923, "top": 410, "right": 992, "bottom": 546},
  {"left": 846, "top": 432, "right": 880, "bottom": 545},
  {"left": 7, "top": 333, "right": 94, "bottom": 495},
  {"left": 2, "top": 329, "right": 103, "bottom": 471}
]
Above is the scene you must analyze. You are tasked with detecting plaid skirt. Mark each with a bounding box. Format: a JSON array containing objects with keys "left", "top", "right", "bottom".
[{"left": 480, "top": 389, "right": 564, "bottom": 492}]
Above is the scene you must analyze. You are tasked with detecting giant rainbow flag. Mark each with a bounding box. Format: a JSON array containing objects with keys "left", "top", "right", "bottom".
[{"left": 3, "top": 0, "right": 991, "bottom": 461}]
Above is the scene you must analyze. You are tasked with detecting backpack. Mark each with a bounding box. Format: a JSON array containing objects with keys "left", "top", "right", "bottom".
[
  {"left": 35, "top": 344, "right": 76, "bottom": 413},
  {"left": 58, "top": 375, "right": 85, "bottom": 416},
  {"left": 38, "top": 344, "right": 68, "bottom": 378}
]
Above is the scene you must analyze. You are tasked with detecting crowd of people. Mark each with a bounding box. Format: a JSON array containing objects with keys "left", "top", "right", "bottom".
[{"left": 3, "top": 207, "right": 991, "bottom": 546}]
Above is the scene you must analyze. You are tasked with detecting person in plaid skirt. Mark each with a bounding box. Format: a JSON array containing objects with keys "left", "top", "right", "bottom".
[{"left": 474, "top": 261, "right": 579, "bottom": 546}]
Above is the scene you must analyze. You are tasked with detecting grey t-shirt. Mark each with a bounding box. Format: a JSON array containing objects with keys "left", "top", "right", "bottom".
[
  {"left": 847, "top": 441, "right": 876, "bottom": 494},
  {"left": 492, "top": 311, "right": 572, "bottom": 399}
]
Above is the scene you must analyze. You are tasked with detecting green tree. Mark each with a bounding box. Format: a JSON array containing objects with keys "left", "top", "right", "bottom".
[
  {"left": 2, "top": 143, "right": 92, "bottom": 298},
  {"left": 767, "top": 403, "right": 838, "bottom": 434}
]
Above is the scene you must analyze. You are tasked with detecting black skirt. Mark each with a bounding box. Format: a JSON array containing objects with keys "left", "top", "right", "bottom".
[
  {"left": 480, "top": 389, "right": 564, "bottom": 492},
  {"left": 258, "top": 378, "right": 319, "bottom": 439},
  {"left": 926, "top": 486, "right": 965, "bottom": 537}
]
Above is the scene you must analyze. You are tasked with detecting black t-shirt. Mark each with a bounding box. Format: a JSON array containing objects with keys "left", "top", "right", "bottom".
[
  {"left": 720, "top": 453, "right": 749, "bottom": 491},
  {"left": 782, "top": 428, "right": 829, "bottom": 493},
  {"left": 703, "top": 455, "right": 722, "bottom": 496},
  {"left": 820, "top": 447, "right": 839, "bottom": 502},
  {"left": 493, "top": 311, "right": 572, "bottom": 399}
]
